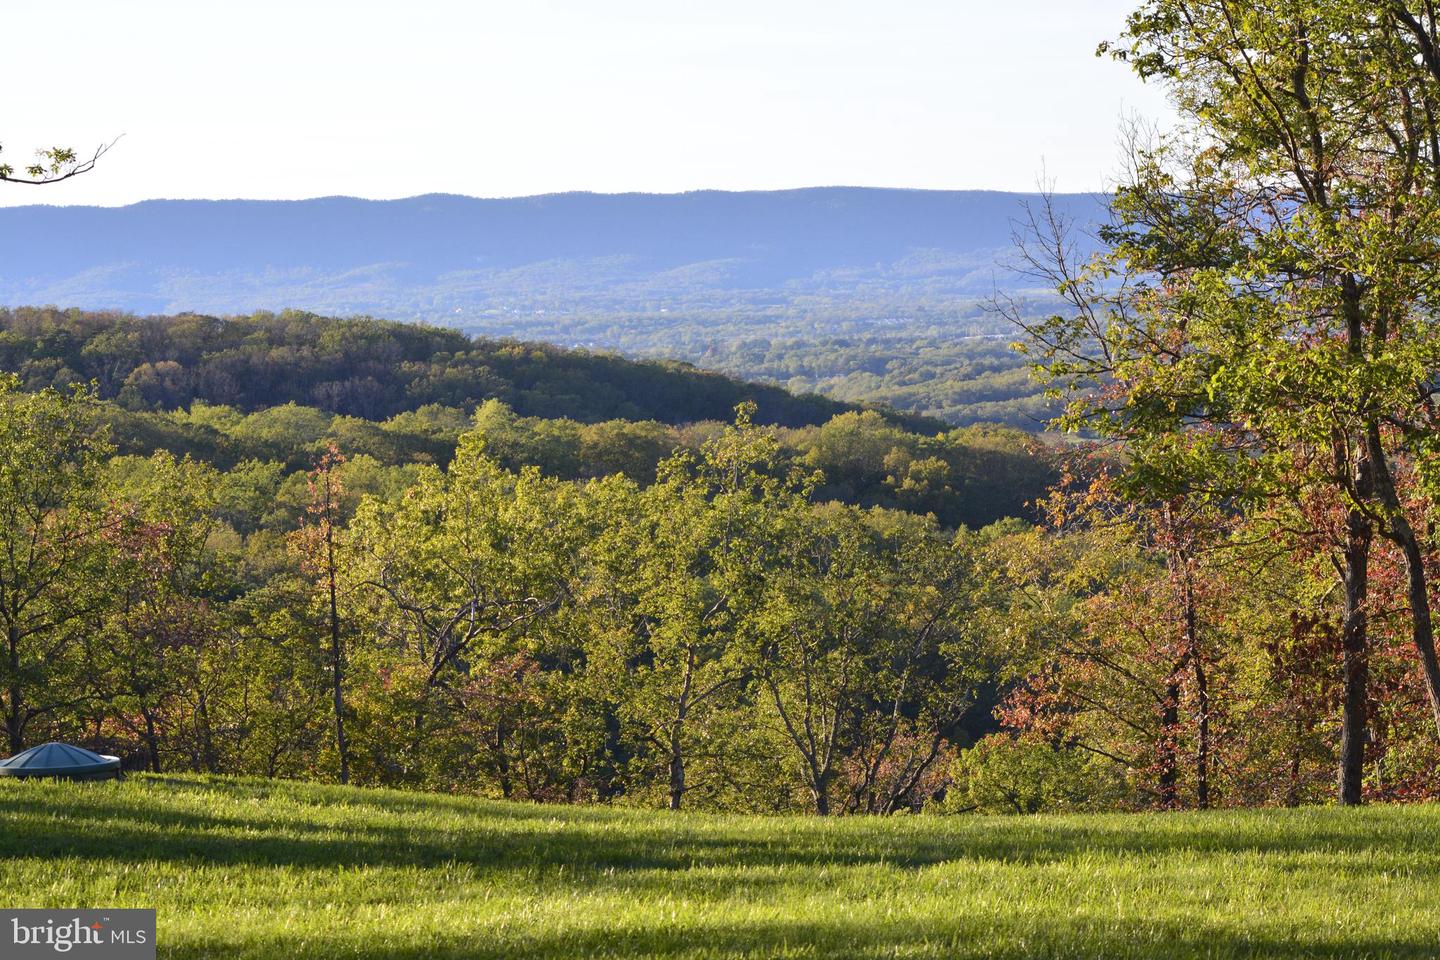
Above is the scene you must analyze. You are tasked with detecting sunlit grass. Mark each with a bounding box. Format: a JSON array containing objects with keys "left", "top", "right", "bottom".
[{"left": 2, "top": 774, "right": 1438, "bottom": 958}]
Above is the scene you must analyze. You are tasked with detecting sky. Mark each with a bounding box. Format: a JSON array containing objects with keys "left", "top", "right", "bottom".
[{"left": 0, "top": 1, "right": 1173, "bottom": 207}]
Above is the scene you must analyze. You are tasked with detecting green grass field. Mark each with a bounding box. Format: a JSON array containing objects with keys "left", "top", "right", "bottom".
[{"left": 2, "top": 775, "right": 1439, "bottom": 958}]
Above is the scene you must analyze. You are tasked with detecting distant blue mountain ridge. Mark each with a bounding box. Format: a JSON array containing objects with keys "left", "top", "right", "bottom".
[{"left": 0, "top": 188, "right": 1105, "bottom": 324}]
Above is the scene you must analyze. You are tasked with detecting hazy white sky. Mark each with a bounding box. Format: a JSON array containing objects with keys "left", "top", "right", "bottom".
[{"left": 0, "top": 0, "right": 1171, "bottom": 206}]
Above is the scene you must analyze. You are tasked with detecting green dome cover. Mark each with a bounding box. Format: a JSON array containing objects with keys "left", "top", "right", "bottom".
[{"left": 0, "top": 742, "right": 121, "bottom": 779}]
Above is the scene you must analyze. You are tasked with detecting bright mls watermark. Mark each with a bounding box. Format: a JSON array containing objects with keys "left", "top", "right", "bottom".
[{"left": 1, "top": 910, "right": 154, "bottom": 958}]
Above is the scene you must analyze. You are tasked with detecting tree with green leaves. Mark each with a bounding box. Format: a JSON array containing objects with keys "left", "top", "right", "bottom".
[
  {"left": 290, "top": 444, "right": 352, "bottom": 784},
  {"left": 585, "top": 405, "right": 790, "bottom": 810},
  {"left": 0, "top": 376, "right": 114, "bottom": 753},
  {"left": 345, "top": 432, "right": 582, "bottom": 785},
  {"left": 93, "top": 453, "right": 223, "bottom": 771},
  {"left": 1014, "top": 0, "right": 1440, "bottom": 803},
  {"left": 750, "top": 503, "right": 986, "bottom": 815}
]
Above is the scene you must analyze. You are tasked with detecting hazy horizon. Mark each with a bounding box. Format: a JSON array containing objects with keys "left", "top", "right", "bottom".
[
  {"left": 0, "top": 183, "right": 1102, "bottom": 210},
  {"left": 0, "top": 186, "right": 1099, "bottom": 323}
]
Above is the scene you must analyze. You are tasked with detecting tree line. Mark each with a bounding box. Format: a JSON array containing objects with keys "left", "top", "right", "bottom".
[
  {"left": 83, "top": 390, "right": 1050, "bottom": 534},
  {"left": 0, "top": 306, "right": 921, "bottom": 429},
  {"left": 9, "top": 359, "right": 1440, "bottom": 812},
  {"left": 2, "top": 381, "right": 1006, "bottom": 812}
]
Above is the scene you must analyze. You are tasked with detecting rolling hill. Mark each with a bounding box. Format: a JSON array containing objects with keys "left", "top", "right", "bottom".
[{"left": 0, "top": 188, "right": 1103, "bottom": 324}]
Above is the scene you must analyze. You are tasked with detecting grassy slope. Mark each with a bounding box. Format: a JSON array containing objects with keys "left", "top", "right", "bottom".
[{"left": 2, "top": 775, "right": 1438, "bottom": 959}]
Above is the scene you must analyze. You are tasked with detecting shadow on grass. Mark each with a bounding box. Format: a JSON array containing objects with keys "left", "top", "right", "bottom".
[
  {"left": 162, "top": 916, "right": 1440, "bottom": 960},
  {"left": 8, "top": 778, "right": 1440, "bottom": 959},
  {"left": 1, "top": 776, "right": 1438, "bottom": 883}
]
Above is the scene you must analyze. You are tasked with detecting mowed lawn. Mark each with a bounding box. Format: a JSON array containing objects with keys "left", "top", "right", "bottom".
[{"left": 2, "top": 776, "right": 1439, "bottom": 958}]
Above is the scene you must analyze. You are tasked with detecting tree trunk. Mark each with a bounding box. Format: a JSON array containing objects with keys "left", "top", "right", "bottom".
[
  {"left": 1158, "top": 674, "right": 1180, "bottom": 809},
  {"left": 1175, "top": 550, "right": 1209, "bottom": 811},
  {"left": 1194, "top": 651, "right": 1210, "bottom": 810},
  {"left": 6, "top": 709, "right": 23, "bottom": 756},
  {"left": 4, "top": 618, "right": 23, "bottom": 754},
  {"left": 1331, "top": 276, "right": 1373, "bottom": 806},
  {"left": 1363, "top": 425, "right": 1440, "bottom": 742},
  {"left": 326, "top": 526, "right": 350, "bottom": 786},
  {"left": 668, "top": 733, "right": 685, "bottom": 812},
  {"left": 494, "top": 726, "right": 513, "bottom": 799},
  {"left": 6, "top": 623, "right": 23, "bottom": 755},
  {"left": 811, "top": 773, "right": 831, "bottom": 816},
  {"left": 1392, "top": 526, "right": 1440, "bottom": 739},
  {"left": 1338, "top": 499, "right": 1372, "bottom": 806},
  {"left": 668, "top": 650, "right": 696, "bottom": 812},
  {"left": 143, "top": 710, "right": 161, "bottom": 773},
  {"left": 196, "top": 691, "right": 218, "bottom": 774}
]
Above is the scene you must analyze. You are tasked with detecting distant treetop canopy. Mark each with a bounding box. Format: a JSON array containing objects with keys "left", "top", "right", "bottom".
[{"left": 0, "top": 306, "right": 935, "bottom": 431}]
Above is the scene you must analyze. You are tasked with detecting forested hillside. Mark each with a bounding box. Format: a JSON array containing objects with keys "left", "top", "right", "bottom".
[
  {"left": 686, "top": 333, "right": 1054, "bottom": 428},
  {"left": 5, "top": 258, "right": 1440, "bottom": 813},
  {"left": 0, "top": 191, "right": 1082, "bottom": 429},
  {"left": 0, "top": 372, "right": 1043, "bottom": 811},
  {"left": 0, "top": 306, "right": 897, "bottom": 428},
  {"left": 0, "top": 304, "right": 1058, "bottom": 431},
  {"left": 0, "top": 306, "right": 1064, "bottom": 813}
]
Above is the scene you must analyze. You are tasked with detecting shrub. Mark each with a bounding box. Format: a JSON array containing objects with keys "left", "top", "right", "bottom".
[{"left": 939, "top": 735, "right": 1128, "bottom": 814}]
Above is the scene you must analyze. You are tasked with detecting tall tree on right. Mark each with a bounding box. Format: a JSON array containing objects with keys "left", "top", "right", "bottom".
[{"left": 1015, "top": 0, "right": 1440, "bottom": 803}]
